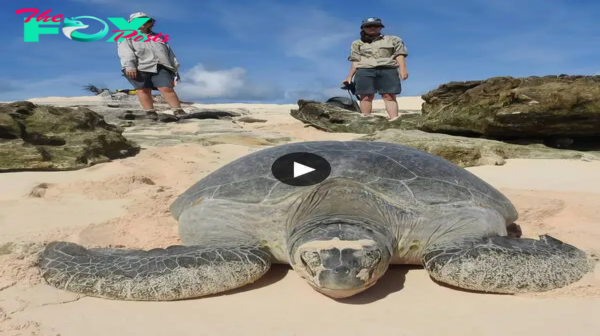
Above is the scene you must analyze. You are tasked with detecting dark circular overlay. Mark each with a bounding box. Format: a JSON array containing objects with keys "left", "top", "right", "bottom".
[{"left": 271, "top": 152, "right": 331, "bottom": 187}]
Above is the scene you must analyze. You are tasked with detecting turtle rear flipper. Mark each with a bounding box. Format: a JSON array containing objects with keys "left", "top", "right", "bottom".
[
  {"left": 422, "top": 234, "right": 594, "bottom": 293},
  {"left": 38, "top": 241, "right": 271, "bottom": 301}
]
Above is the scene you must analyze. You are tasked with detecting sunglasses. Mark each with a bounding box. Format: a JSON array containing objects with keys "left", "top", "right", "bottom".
[{"left": 363, "top": 25, "right": 381, "bottom": 28}]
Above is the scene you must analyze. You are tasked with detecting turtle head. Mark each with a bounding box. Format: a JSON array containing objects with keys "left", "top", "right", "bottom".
[{"left": 288, "top": 220, "right": 393, "bottom": 299}]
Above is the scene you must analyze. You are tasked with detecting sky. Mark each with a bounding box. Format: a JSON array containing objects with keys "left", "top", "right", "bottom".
[{"left": 1, "top": 0, "right": 599, "bottom": 103}]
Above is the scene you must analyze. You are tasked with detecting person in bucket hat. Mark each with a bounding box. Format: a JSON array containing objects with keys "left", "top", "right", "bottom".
[
  {"left": 117, "top": 12, "right": 187, "bottom": 119},
  {"left": 344, "top": 17, "right": 409, "bottom": 122}
]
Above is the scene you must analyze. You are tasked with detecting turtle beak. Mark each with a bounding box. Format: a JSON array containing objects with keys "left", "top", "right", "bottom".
[
  {"left": 312, "top": 280, "right": 377, "bottom": 299},
  {"left": 296, "top": 245, "right": 384, "bottom": 299}
]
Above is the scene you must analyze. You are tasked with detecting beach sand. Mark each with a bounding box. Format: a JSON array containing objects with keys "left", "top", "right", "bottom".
[{"left": 0, "top": 96, "right": 599, "bottom": 336}]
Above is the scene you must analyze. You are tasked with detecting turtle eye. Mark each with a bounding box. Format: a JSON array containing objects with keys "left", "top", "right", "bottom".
[{"left": 364, "top": 250, "right": 381, "bottom": 263}]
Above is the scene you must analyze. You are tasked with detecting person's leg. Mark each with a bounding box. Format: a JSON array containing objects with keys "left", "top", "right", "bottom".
[
  {"left": 157, "top": 87, "right": 184, "bottom": 110},
  {"left": 153, "top": 66, "right": 187, "bottom": 117},
  {"left": 375, "top": 68, "right": 402, "bottom": 121},
  {"left": 381, "top": 93, "right": 398, "bottom": 120},
  {"left": 136, "top": 88, "right": 154, "bottom": 110},
  {"left": 359, "top": 94, "right": 375, "bottom": 115},
  {"left": 353, "top": 68, "right": 377, "bottom": 116},
  {"left": 123, "top": 69, "right": 158, "bottom": 119}
]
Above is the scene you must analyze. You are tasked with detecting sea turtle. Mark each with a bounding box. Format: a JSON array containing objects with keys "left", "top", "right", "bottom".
[{"left": 37, "top": 141, "right": 594, "bottom": 301}]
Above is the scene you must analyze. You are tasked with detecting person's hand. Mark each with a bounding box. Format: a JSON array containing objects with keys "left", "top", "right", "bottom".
[
  {"left": 174, "top": 72, "right": 180, "bottom": 86},
  {"left": 125, "top": 69, "right": 138, "bottom": 79},
  {"left": 400, "top": 69, "right": 409, "bottom": 80},
  {"left": 343, "top": 76, "right": 352, "bottom": 85}
]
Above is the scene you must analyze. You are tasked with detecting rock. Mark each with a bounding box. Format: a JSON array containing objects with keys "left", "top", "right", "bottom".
[
  {"left": 419, "top": 75, "right": 600, "bottom": 143},
  {"left": 118, "top": 121, "right": 135, "bottom": 128},
  {"left": 122, "top": 119, "right": 291, "bottom": 148},
  {"left": 290, "top": 100, "right": 417, "bottom": 133},
  {"left": 360, "top": 129, "right": 600, "bottom": 167},
  {"left": 196, "top": 133, "right": 292, "bottom": 146},
  {"left": 157, "top": 114, "right": 180, "bottom": 123},
  {"left": 117, "top": 110, "right": 160, "bottom": 121},
  {"left": 0, "top": 113, "right": 21, "bottom": 139},
  {"left": 114, "top": 109, "right": 240, "bottom": 125},
  {"left": 191, "top": 119, "right": 293, "bottom": 146},
  {"left": 236, "top": 117, "right": 267, "bottom": 123},
  {"left": 0, "top": 101, "right": 140, "bottom": 171},
  {"left": 117, "top": 110, "right": 180, "bottom": 123},
  {"left": 81, "top": 104, "right": 249, "bottom": 124},
  {"left": 180, "top": 110, "right": 241, "bottom": 120}
]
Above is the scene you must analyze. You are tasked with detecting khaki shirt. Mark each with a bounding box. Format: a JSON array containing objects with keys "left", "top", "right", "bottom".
[
  {"left": 347, "top": 35, "right": 408, "bottom": 68},
  {"left": 117, "top": 31, "right": 180, "bottom": 73}
]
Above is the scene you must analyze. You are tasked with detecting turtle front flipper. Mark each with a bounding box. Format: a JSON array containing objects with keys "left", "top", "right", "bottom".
[
  {"left": 38, "top": 241, "right": 271, "bottom": 301},
  {"left": 422, "top": 235, "right": 595, "bottom": 293}
]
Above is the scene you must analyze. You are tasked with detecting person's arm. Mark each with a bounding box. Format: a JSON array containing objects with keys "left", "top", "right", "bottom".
[
  {"left": 167, "top": 44, "right": 181, "bottom": 83},
  {"left": 392, "top": 37, "right": 409, "bottom": 79},
  {"left": 396, "top": 55, "right": 407, "bottom": 73},
  {"left": 347, "top": 62, "right": 357, "bottom": 81},
  {"left": 117, "top": 39, "right": 137, "bottom": 71},
  {"left": 345, "top": 41, "right": 361, "bottom": 81}
]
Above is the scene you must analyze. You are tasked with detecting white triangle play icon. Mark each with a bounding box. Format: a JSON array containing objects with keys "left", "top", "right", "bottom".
[{"left": 293, "top": 162, "right": 315, "bottom": 178}]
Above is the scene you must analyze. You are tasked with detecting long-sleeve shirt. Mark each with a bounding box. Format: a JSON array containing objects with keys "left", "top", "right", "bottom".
[{"left": 117, "top": 31, "right": 180, "bottom": 73}]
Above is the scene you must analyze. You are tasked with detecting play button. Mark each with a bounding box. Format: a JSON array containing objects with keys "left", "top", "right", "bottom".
[
  {"left": 294, "top": 162, "right": 315, "bottom": 177},
  {"left": 271, "top": 152, "right": 331, "bottom": 186}
]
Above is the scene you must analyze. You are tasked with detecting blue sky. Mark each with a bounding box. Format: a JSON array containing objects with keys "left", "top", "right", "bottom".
[{"left": 1, "top": 0, "right": 599, "bottom": 103}]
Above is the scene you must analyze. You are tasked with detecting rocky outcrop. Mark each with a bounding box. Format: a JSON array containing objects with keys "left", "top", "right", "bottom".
[
  {"left": 118, "top": 118, "right": 291, "bottom": 147},
  {"left": 115, "top": 109, "right": 241, "bottom": 125},
  {"left": 419, "top": 75, "right": 600, "bottom": 145},
  {"left": 0, "top": 101, "right": 140, "bottom": 171},
  {"left": 290, "top": 99, "right": 417, "bottom": 133},
  {"left": 360, "top": 129, "right": 599, "bottom": 167}
]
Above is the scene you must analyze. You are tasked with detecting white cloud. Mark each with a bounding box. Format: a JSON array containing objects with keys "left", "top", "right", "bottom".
[
  {"left": 283, "top": 86, "right": 349, "bottom": 102},
  {"left": 176, "top": 64, "right": 283, "bottom": 101}
]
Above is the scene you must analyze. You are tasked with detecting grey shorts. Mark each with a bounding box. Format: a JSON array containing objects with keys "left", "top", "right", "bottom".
[
  {"left": 123, "top": 64, "right": 175, "bottom": 89},
  {"left": 354, "top": 67, "right": 401, "bottom": 95}
]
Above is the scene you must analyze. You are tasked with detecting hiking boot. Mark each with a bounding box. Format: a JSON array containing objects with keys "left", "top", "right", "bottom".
[
  {"left": 144, "top": 110, "right": 158, "bottom": 120},
  {"left": 173, "top": 109, "right": 188, "bottom": 117},
  {"left": 122, "top": 110, "right": 136, "bottom": 120}
]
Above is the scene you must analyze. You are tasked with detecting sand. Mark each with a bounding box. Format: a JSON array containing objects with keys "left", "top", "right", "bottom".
[{"left": 0, "top": 96, "right": 599, "bottom": 336}]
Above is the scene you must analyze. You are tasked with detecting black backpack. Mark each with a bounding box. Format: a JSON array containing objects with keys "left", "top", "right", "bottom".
[
  {"left": 325, "top": 96, "right": 360, "bottom": 112},
  {"left": 324, "top": 81, "right": 361, "bottom": 113}
]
